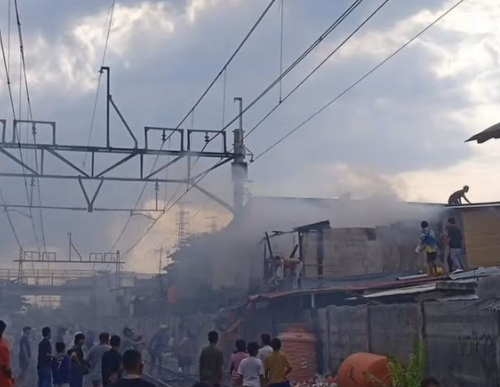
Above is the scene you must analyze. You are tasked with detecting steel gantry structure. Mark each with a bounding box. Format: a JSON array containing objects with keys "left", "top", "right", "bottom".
[{"left": 0, "top": 67, "right": 248, "bottom": 215}]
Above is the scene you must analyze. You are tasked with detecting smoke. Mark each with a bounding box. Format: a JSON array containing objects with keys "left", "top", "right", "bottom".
[{"left": 171, "top": 162, "right": 447, "bottom": 300}]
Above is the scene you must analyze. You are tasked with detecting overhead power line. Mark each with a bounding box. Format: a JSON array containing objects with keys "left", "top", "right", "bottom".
[
  {"left": 199, "top": 0, "right": 384, "bottom": 163},
  {"left": 126, "top": 0, "right": 466, "bottom": 257},
  {"left": 120, "top": 166, "right": 214, "bottom": 257},
  {"left": 117, "top": 0, "right": 369, "bottom": 255},
  {"left": 195, "top": 0, "right": 367, "bottom": 159},
  {"left": 245, "top": 0, "right": 391, "bottom": 140},
  {"left": 253, "top": 0, "right": 467, "bottom": 162},
  {"left": 174, "top": 0, "right": 278, "bottom": 131},
  {"left": 13, "top": 0, "right": 47, "bottom": 253},
  {"left": 84, "top": 0, "right": 117, "bottom": 169},
  {"left": 0, "top": 185, "right": 23, "bottom": 250},
  {"left": 0, "top": 18, "right": 42, "bottom": 252},
  {"left": 108, "top": 0, "right": 279, "bottom": 252}
]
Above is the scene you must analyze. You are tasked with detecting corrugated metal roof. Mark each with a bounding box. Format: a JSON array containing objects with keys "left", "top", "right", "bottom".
[
  {"left": 362, "top": 283, "right": 437, "bottom": 298},
  {"left": 448, "top": 201, "right": 500, "bottom": 210},
  {"left": 252, "top": 267, "right": 500, "bottom": 301},
  {"left": 449, "top": 267, "right": 500, "bottom": 279},
  {"left": 250, "top": 275, "right": 445, "bottom": 300},
  {"left": 479, "top": 298, "right": 500, "bottom": 312},
  {"left": 466, "top": 122, "right": 500, "bottom": 143}
]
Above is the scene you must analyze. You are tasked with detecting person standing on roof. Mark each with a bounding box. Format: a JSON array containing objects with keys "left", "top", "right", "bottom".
[
  {"left": 445, "top": 218, "right": 466, "bottom": 272},
  {"left": 418, "top": 221, "right": 439, "bottom": 276},
  {"left": 448, "top": 186, "right": 471, "bottom": 205},
  {"left": 199, "top": 331, "right": 223, "bottom": 387}
]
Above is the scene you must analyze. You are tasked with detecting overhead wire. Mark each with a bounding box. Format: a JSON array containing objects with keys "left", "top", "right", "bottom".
[
  {"left": 0, "top": 17, "right": 41, "bottom": 252},
  {"left": 122, "top": 0, "right": 466, "bottom": 256},
  {"left": 192, "top": 0, "right": 367, "bottom": 162},
  {"left": 13, "top": 0, "right": 46, "bottom": 253},
  {"left": 108, "top": 0, "right": 279, "bottom": 252},
  {"left": 245, "top": 0, "right": 391, "bottom": 140},
  {"left": 120, "top": 166, "right": 215, "bottom": 257},
  {"left": 0, "top": 185, "right": 23, "bottom": 250},
  {"left": 194, "top": 0, "right": 376, "bottom": 165},
  {"left": 278, "top": 0, "right": 285, "bottom": 103},
  {"left": 252, "top": 0, "right": 467, "bottom": 162},
  {"left": 116, "top": 0, "right": 371, "bottom": 256},
  {"left": 83, "top": 0, "right": 117, "bottom": 169}
]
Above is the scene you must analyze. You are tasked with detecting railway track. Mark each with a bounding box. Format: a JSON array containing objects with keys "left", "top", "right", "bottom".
[{"left": 143, "top": 360, "right": 197, "bottom": 387}]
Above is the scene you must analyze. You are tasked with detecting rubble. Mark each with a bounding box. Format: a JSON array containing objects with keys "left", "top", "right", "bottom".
[{"left": 292, "top": 374, "right": 337, "bottom": 387}]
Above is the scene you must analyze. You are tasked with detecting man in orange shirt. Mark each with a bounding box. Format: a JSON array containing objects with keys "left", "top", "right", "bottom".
[{"left": 0, "top": 320, "right": 14, "bottom": 387}]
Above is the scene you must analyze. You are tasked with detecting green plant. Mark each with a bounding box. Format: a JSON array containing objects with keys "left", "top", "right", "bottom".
[{"left": 365, "top": 340, "right": 426, "bottom": 387}]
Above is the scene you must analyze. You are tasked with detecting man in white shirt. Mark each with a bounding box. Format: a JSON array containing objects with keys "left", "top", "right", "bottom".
[
  {"left": 238, "top": 342, "right": 264, "bottom": 387},
  {"left": 257, "top": 334, "right": 273, "bottom": 363},
  {"left": 85, "top": 332, "right": 111, "bottom": 387}
]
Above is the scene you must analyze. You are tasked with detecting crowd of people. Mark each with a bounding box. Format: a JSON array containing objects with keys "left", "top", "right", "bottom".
[
  {"left": 199, "top": 331, "right": 291, "bottom": 387},
  {"left": 0, "top": 320, "right": 155, "bottom": 387},
  {"left": 0, "top": 319, "right": 443, "bottom": 387}
]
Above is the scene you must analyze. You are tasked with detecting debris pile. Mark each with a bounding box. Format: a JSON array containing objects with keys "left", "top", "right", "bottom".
[{"left": 292, "top": 374, "right": 337, "bottom": 387}]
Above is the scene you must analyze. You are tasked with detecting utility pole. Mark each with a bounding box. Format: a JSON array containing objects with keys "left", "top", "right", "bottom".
[
  {"left": 157, "top": 246, "right": 164, "bottom": 274},
  {"left": 101, "top": 66, "right": 111, "bottom": 149},
  {"left": 232, "top": 97, "right": 247, "bottom": 226},
  {"left": 176, "top": 204, "right": 190, "bottom": 249}
]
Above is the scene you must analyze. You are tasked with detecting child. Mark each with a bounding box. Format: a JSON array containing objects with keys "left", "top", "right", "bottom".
[
  {"left": 52, "top": 342, "right": 71, "bottom": 387},
  {"left": 238, "top": 342, "right": 264, "bottom": 387}
]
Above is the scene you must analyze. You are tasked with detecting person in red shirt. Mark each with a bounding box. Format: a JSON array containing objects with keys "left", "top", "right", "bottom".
[{"left": 0, "top": 320, "right": 14, "bottom": 387}]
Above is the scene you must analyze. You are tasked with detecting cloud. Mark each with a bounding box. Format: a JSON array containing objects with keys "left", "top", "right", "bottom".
[{"left": 1, "top": 0, "right": 500, "bottom": 270}]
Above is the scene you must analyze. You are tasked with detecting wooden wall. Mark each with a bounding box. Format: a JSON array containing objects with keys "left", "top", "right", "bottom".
[{"left": 461, "top": 207, "right": 500, "bottom": 268}]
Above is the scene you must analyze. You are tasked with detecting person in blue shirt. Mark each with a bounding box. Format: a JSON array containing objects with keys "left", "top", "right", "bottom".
[
  {"left": 52, "top": 342, "right": 71, "bottom": 387},
  {"left": 419, "top": 221, "right": 439, "bottom": 276}
]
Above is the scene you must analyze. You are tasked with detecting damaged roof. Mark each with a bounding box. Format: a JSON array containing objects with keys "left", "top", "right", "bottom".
[{"left": 251, "top": 268, "right": 497, "bottom": 302}]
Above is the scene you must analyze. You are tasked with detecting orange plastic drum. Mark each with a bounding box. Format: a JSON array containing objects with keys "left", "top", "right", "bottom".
[
  {"left": 278, "top": 329, "right": 318, "bottom": 383},
  {"left": 337, "top": 353, "right": 391, "bottom": 387}
]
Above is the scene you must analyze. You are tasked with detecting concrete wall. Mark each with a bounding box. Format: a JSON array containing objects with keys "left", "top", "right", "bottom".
[
  {"left": 369, "top": 303, "right": 421, "bottom": 362},
  {"left": 302, "top": 224, "right": 425, "bottom": 279},
  {"left": 328, "top": 305, "right": 369, "bottom": 372},
  {"left": 425, "top": 301, "right": 500, "bottom": 386},
  {"left": 317, "top": 301, "right": 500, "bottom": 387}
]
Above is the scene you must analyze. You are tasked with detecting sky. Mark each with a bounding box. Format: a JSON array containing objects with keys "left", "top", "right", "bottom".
[{"left": 0, "top": 0, "right": 499, "bottom": 271}]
